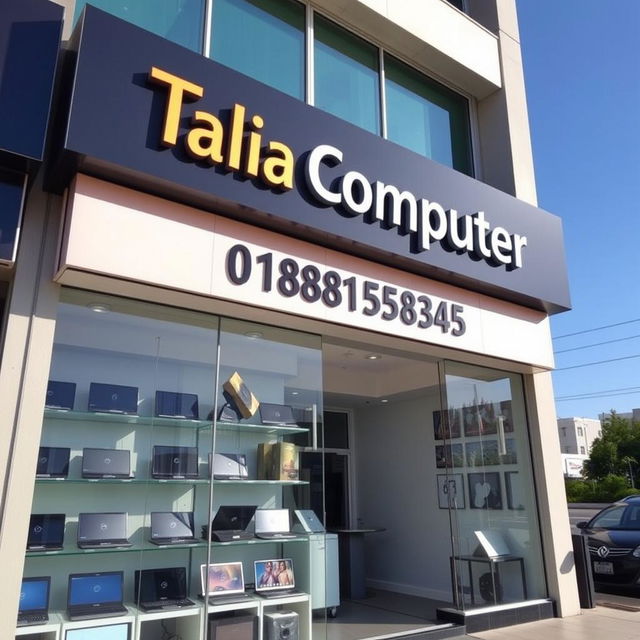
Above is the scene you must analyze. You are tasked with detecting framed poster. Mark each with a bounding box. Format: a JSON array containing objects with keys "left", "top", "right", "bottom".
[
  {"left": 433, "top": 409, "right": 462, "bottom": 440},
  {"left": 435, "top": 444, "right": 464, "bottom": 468},
  {"left": 465, "top": 440, "right": 500, "bottom": 467},
  {"left": 468, "top": 472, "right": 502, "bottom": 509},
  {"left": 437, "top": 474, "right": 466, "bottom": 509},
  {"left": 505, "top": 471, "right": 525, "bottom": 510},
  {"left": 463, "top": 402, "right": 500, "bottom": 437}
]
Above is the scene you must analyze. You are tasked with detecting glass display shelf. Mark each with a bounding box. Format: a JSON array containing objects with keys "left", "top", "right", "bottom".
[
  {"left": 35, "top": 478, "right": 308, "bottom": 486},
  {"left": 43, "top": 409, "right": 309, "bottom": 435},
  {"left": 25, "top": 536, "right": 309, "bottom": 556}
]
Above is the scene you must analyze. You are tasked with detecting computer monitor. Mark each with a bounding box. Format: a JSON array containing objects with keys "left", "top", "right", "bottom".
[
  {"left": 67, "top": 572, "right": 124, "bottom": 608},
  {"left": 254, "top": 559, "right": 295, "bottom": 594},
  {"left": 200, "top": 562, "right": 245, "bottom": 597}
]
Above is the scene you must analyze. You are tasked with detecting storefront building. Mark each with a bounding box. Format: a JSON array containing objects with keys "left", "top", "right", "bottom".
[{"left": 0, "top": 1, "right": 581, "bottom": 639}]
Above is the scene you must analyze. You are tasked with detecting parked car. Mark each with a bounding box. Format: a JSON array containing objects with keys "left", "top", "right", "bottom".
[{"left": 577, "top": 496, "right": 640, "bottom": 589}]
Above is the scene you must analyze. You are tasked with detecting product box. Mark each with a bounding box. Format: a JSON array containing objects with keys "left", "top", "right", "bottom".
[
  {"left": 257, "top": 442, "right": 275, "bottom": 480},
  {"left": 222, "top": 371, "right": 260, "bottom": 419},
  {"left": 270, "top": 442, "right": 299, "bottom": 481}
]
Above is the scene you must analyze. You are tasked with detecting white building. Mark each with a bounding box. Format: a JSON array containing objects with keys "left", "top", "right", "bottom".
[{"left": 557, "top": 417, "right": 601, "bottom": 457}]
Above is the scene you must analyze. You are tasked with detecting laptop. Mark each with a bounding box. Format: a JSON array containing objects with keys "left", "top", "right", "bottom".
[
  {"left": 134, "top": 567, "right": 195, "bottom": 610},
  {"left": 45, "top": 380, "right": 76, "bottom": 410},
  {"left": 152, "top": 445, "right": 199, "bottom": 479},
  {"left": 200, "top": 562, "right": 251, "bottom": 604},
  {"left": 149, "top": 512, "right": 199, "bottom": 545},
  {"left": 36, "top": 446, "right": 70, "bottom": 478},
  {"left": 88, "top": 383, "right": 138, "bottom": 414},
  {"left": 209, "top": 452, "right": 249, "bottom": 480},
  {"left": 82, "top": 448, "right": 132, "bottom": 479},
  {"left": 254, "top": 558, "right": 298, "bottom": 598},
  {"left": 254, "top": 509, "right": 297, "bottom": 540},
  {"left": 17, "top": 576, "right": 50, "bottom": 626},
  {"left": 259, "top": 403, "right": 297, "bottom": 426},
  {"left": 77, "top": 513, "right": 132, "bottom": 549},
  {"left": 27, "top": 514, "right": 65, "bottom": 551},
  {"left": 155, "top": 391, "right": 199, "bottom": 419},
  {"left": 205, "top": 505, "right": 257, "bottom": 542},
  {"left": 67, "top": 571, "right": 127, "bottom": 621}
]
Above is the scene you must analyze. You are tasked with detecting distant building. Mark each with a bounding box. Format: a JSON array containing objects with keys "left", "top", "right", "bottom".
[
  {"left": 600, "top": 409, "right": 640, "bottom": 423},
  {"left": 558, "top": 417, "right": 601, "bottom": 457}
]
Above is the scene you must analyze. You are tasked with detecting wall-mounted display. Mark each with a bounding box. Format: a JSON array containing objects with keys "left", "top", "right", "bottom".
[
  {"left": 437, "top": 474, "right": 466, "bottom": 509},
  {"left": 468, "top": 472, "right": 502, "bottom": 509}
]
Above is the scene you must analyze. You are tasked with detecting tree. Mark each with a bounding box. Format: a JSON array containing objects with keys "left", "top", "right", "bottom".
[{"left": 583, "top": 411, "right": 640, "bottom": 483}]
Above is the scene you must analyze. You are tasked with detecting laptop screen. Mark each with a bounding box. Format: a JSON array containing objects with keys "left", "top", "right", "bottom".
[
  {"left": 28, "top": 514, "right": 65, "bottom": 546},
  {"left": 68, "top": 572, "right": 123, "bottom": 606},
  {"left": 36, "top": 446, "right": 70, "bottom": 477},
  {"left": 88, "top": 382, "right": 138, "bottom": 414},
  {"left": 259, "top": 403, "right": 296, "bottom": 425},
  {"left": 65, "top": 624, "right": 130, "bottom": 640},
  {"left": 78, "top": 513, "right": 127, "bottom": 542},
  {"left": 150, "top": 512, "right": 194, "bottom": 539},
  {"left": 155, "top": 391, "right": 199, "bottom": 419},
  {"left": 45, "top": 380, "right": 76, "bottom": 410},
  {"left": 254, "top": 559, "right": 295, "bottom": 593},
  {"left": 19, "top": 577, "right": 50, "bottom": 613},
  {"left": 82, "top": 448, "right": 130, "bottom": 477},
  {"left": 200, "top": 562, "right": 245, "bottom": 597},
  {"left": 255, "top": 509, "right": 290, "bottom": 534},
  {"left": 152, "top": 446, "right": 199, "bottom": 477},
  {"left": 211, "top": 506, "right": 256, "bottom": 531},
  {"left": 135, "top": 567, "right": 186, "bottom": 603}
]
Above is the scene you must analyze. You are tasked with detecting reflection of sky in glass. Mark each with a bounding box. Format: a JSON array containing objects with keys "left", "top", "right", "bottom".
[{"left": 445, "top": 375, "right": 512, "bottom": 407}]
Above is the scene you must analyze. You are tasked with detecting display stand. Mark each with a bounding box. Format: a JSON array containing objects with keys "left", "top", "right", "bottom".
[
  {"left": 134, "top": 604, "right": 203, "bottom": 640},
  {"left": 15, "top": 612, "right": 62, "bottom": 639},
  {"left": 258, "top": 593, "right": 310, "bottom": 640}
]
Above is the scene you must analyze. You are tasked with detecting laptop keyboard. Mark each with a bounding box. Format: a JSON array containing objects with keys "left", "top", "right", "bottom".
[
  {"left": 17, "top": 613, "right": 49, "bottom": 626},
  {"left": 140, "top": 598, "right": 195, "bottom": 610}
]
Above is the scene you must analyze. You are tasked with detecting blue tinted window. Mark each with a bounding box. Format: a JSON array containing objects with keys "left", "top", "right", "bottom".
[
  {"left": 0, "top": 169, "right": 24, "bottom": 262},
  {"left": 314, "top": 14, "right": 380, "bottom": 134},
  {"left": 211, "top": 0, "right": 305, "bottom": 99},
  {"left": 74, "top": 1, "right": 205, "bottom": 52},
  {"left": 385, "top": 54, "right": 472, "bottom": 175}
]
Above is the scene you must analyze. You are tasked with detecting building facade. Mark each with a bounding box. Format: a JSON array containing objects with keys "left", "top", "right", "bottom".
[
  {"left": 0, "top": 1, "right": 581, "bottom": 639},
  {"left": 557, "top": 417, "right": 601, "bottom": 457}
]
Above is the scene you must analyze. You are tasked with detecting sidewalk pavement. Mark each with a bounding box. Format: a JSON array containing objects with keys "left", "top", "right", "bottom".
[{"left": 465, "top": 594, "right": 640, "bottom": 640}]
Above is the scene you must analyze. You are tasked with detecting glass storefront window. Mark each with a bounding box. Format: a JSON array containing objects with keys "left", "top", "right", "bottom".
[
  {"left": 442, "top": 361, "right": 546, "bottom": 609},
  {"left": 211, "top": 0, "right": 305, "bottom": 99},
  {"left": 73, "top": 0, "right": 205, "bottom": 52},
  {"left": 385, "top": 54, "right": 473, "bottom": 175},
  {"left": 314, "top": 14, "right": 381, "bottom": 134}
]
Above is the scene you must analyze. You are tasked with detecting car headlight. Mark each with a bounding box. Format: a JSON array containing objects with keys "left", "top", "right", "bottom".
[{"left": 633, "top": 545, "right": 640, "bottom": 558}]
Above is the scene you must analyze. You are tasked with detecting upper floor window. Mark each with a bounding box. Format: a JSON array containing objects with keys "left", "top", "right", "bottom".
[{"left": 577, "top": 427, "right": 583, "bottom": 437}]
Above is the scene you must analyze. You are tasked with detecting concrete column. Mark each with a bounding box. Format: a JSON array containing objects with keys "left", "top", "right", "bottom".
[{"left": 0, "top": 176, "right": 62, "bottom": 637}]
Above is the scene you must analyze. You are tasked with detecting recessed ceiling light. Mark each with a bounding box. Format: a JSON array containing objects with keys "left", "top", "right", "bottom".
[
  {"left": 87, "top": 303, "right": 110, "bottom": 313},
  {"left": 365, "top": 354, "right": 381, "bottom": 360},
  {"left": 381, "top": 399, "right": 389, "bottom": 404},
  {"left": 244, "top": 331, "right": 263, "bottom": 340},
  {"left": 291, "top": 391, "right": 299, "bottom": 396}
]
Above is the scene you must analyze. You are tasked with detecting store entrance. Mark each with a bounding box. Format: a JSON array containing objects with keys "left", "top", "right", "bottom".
[{"left": 316, "top": 339, "right": 452, "bottom": 638}]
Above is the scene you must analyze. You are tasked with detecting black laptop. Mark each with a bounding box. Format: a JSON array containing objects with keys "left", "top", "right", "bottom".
[
  {"left": 67, "top": 571, "right": 127, "bottom": 621},
  {"left": 88, "top": 382, "right": 138, "bottom": 414},
  {"left": 27, "top": 514, "right": 65, "bottom": 551},
  {"left": 36, "top": 446, "right": 70, "bottom": 478},
  {"left": 82, "top": 448, "right": 132, "bottom": 479},
  {"left": 259, "top": 403, "right": 297, "bottom": 426},
  {"left": 45, "top": 380, "right": 76, "bottom": 410},
  {"left": 134, "top": 567, "right": 195, "bottom": 610},
  {"left": 151, "top": 445, "right": 199, "bottom": 479},
  {"left": 205, "top": 505, "right": 257, "bottom": 542},
  {"left": 254, "top": 509, "right": 297, "bottom": 540},
  {"left": 17, "top": 576, "right": 50, "bottom": 626},
  {"left": 155, "top": 391, "right": 199, "bottom": 419},
  {"left": 209, "top": 452, "right": 249, "bottom": 480},
  {"left": 77, "top": 512, "right": 132, "bottom": 549},
  {"left": 149, "top": 512, "right": 199, "bottom": 545}
]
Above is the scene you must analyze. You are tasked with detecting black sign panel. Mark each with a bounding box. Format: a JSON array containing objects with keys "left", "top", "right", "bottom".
[
  {"left": 0, "top": 0, "right": 63, "bottom": 165},
  {"left": 60, "top": 7, "right": 570, "bottom": 313}
]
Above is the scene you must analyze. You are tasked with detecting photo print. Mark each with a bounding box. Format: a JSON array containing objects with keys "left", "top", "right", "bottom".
[
  {"left": 435, "top": 444, "right": 464, "bottom": 468},
  {"left": 433, "top": 409, "right": 462, "bottom": 440},
  {"left": 437, "top": 474, "right": 466, "bottom": 509},
  {"left": 468, "top": 471, "right": 502, "bottom": 509}
]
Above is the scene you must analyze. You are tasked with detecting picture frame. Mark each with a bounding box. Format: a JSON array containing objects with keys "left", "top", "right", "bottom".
[
  {"left": 465, "top": 440, "right": 500, "bottom": 467},
  {"left": 437, "top": 474, "right": 466, "bottom": 509},
  {"left": 433, "top": 409, "right": 462, "bottom": 440},
  {"left": 505, "top": 471, "right": 525, "bottom": 510},
  {"left": 463, "top": 402, "right": 499, "bottom": 437},
  {"left": 435, "top": 444, "right": 464, "bottom": 468},
  {"left": 468, "top": 471, "right": 502, "bottom": 509}
]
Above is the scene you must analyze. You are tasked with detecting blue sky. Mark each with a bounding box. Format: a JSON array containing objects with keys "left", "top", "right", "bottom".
[{"left": 517, "top": 1, "right": 640, "bottom": 420}]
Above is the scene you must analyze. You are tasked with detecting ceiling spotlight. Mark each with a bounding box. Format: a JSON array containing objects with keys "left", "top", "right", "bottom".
[
  {"left": 381, "top": 399, "right": 389, "bottom": 404},
  {"left": 365, "top": 354, "right": 381, "bottom": 360},
  {"left": 87, "top": 303, "right": 110, "bottom": 313},
  {"left": 244, "top": 331, "right": 263, "bottom": 340},
  {"left": 291, "top": 391, "right": 299, "bottom": 396}
]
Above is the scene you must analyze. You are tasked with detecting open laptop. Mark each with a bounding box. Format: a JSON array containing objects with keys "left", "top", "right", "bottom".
[
  {"left": 88, "top": 382, "right": 138, "bottom": 414},
  {"left": 82, "top": 448, "right": 131, "bottom": 479},
  {"left": 134, "top": 567, "right": 195, "bottom": 610},
  {"left": 254, "top": 559, "right": 298, "bottom": 598},
  {"left": 17, "top": 576, "right": 50, "bottom": 626},
  {"left": 36, "top": 446, "right": 70, "bottom": 478},
  {"left": 209, "top": 452, "right": 249, "bottom": 480},
  {"left": 27, "top": 514, "right": 65, "bottom": 551},
  {"left": 259, "top": 403, "right": 297, "bottom": 426},
  {"left": 205, "top": 505, "right": 257, "bottom": 542},
  {"left": 77, "top": 513, "right": 132, "bottom": 549},
  {"left": 45, "top": 380, "right": 76, "bottom": 410},
  {"left": 254, "top": 509, "right": 297, "bottom": 540},
  {"left": 67, "top": 571, "right": 127, "bottom": 621},
  {"left": 200, "top": 562, "right": 251, "bottom": 604},
  {"left": 152, "top": 445, "right": 199, "bottom": 479},
  {"left": 149, "top": 512, "right": 199, "bottom": 545},
  {"left": 155, "top": 391, "right": 199, "bottom": 420}
]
